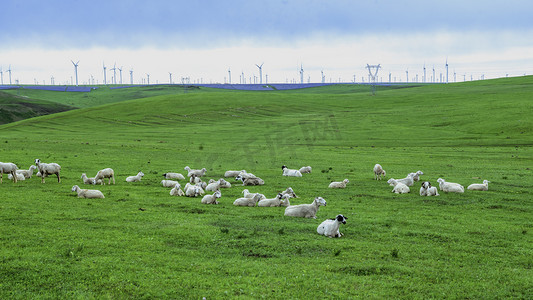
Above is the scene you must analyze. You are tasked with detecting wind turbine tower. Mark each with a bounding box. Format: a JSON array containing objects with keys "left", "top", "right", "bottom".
[
  {"left": 299, "top": 64, "right": 304, "bottom": 84},
  {"left": 118, "top": 66, "right": 123, "bottom": 84},
  {"left": 321, "top": 70, "right": 325, "bottom": 83},
  {"left": 432, "top": 66, "right": 435, "bottom": 83},
  {"left": 169, "top": 72, "right": 173, "bottom": 84},
  {"left": 445, "top": 58, "right": 449, "bottom": 84},
  {"left": 423, "top": 64, "right": 427, "bottom": 83},
  {"left": 110, "top": 64, "right": 117, "bottom": 85},
  {"left": 228, "top": 68, "right": 231, "bottom": 84},
  {"left": 103, "top": 63, "right": 107, "bottom": 85},
  {"left": 70, "top": 60, "right": 80, "bottom": 86},
  {"left": 130, "top": 69, "right": 133, "bottom": 85},
  {"left": 406, "top": 69, "right": 409, "bottom": 83},
  {"left": 255, "top": 63, "right": 264, "bottom": 84},
  {"left": 146, "top": 74, "right": 150, "bottom": 85},
  {"left": 7, "top": 65, "right": 12, "bottom": 85}
]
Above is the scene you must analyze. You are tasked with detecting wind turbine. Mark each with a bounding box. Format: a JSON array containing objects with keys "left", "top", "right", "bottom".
[
  {"left": 406, "top": 68, "right": 409, "bottom": 83},
  {"left": 71, "top": 60, "right": 79, "bottom": 86},
  {"left": 146, "top": 74, "right": 150, "bottom": 85},
  {"left": 103, "top": 62, "right": 107, "bottom": 85},
  {"left": 169, "top": 72, "right": 172, "bottom": 84},
  {"left": 423, "top": 63, "right": 427, "bottom": 83},
  {"left": 242, "top": 71, "right": 245, "bottom": 84},
  {"left": 118, "top": 66, "right": 123, "bottom": 84},
  {"left": 129, "top": 69, "right": 133, "bottom": 85},
  {"left": 7, "top": 65, "right": 12, "bottom": 85},
  {"left": 321, "top": 70, "right": 325, "bottom": 83},
  {"left": 299, "top": 64, "right": 304, "bottom": 84},
  {"left": 255, "top": 63, "right": 264, "bottom": 84},
  {"left": 110, "top": 64, "right": 117, "bottom": 85},
  {"left": 0, "top": 67, "right": 3, "bottom": 85},
  {"left": 227, "top": 68, "right": 231, "bottom": 84},
  {"left": 432, "top": 65, "right": 435, "bottom": 83},
  {"left": 445, "top": 58, "right": 449, "bottom": 84}
]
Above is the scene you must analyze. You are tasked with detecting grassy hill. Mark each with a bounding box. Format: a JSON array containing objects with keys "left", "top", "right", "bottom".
[
  {"left": 0, "top": 77, "right": 531, "bottom": 298},
  {"left": 0, "top": 91, "right": 75, "bottom": 124}
]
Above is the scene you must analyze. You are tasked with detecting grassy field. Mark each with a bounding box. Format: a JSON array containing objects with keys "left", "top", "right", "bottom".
[{"left": 0, "top": 78, "right": 532, "bottom": 298}]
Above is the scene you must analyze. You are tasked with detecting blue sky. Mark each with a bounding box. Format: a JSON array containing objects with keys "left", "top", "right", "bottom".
[{"left": 1, "top": 0, "right": 532, "bottom": 84}]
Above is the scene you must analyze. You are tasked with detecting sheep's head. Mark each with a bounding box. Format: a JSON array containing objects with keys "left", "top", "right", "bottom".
[
  {"left": 416, "top": 170, "right": 424, "bottom": 175},
  {"left": 483, "top": 180, "right": 490, "bottom": 184},
  {"left": 336, "top": 214, "right": 347, "bottom": 224},
  {"left": 284, "top": 187, "right": 298, "bottom": 198},
  {"left": 34, "top": 159, "right": 41, "bottom": 165},
  {"left": 174, "top": 182, "right": 181, "bottom": 189},
  {"left": 315, "top": 197, "right": 327, "bottom": 206},
  {"left": 343, "top": 179, "right": 350, "bottom": 184},
  {"left": 382, "top": 170, "right": 386, "bottom": 176},
  {"left": 214, "top": 190, "right": 222, "bottom": 198},
  {"left": 242, "top": 189, "right": 249, "bottom": 195},
  {"left": 387, "top": 178, "right": 396, "bottom": 186},
  {"left": 138, "top": 171, "right": 145, "bottom": 177},
  {"left": 437, "top": 178, "right": 444, "bottom": 184},
  {"left": 422, "top": 181, "right": 431, "bottom": 189},
  {"left": 281, "top": 165, "right": 287, "bottom": 170},
  {"left": 184, "top": 166, "right": 190, "bottom": 171},
  {"left": 71, "top": 185, "right": 78, "bottom": 192}
]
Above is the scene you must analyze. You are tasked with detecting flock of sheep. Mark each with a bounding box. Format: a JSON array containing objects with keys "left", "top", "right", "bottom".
[{"left": 1, "top": 160, "right": 491, "bottom": 238}]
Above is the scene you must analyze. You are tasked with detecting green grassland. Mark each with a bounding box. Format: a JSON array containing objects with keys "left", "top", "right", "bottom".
[
  {"left": 0, "top": 78, "right": 532, "bottom": 298},
  {"left": 0, "top": 91, "right": 75, "bottom": 125}
]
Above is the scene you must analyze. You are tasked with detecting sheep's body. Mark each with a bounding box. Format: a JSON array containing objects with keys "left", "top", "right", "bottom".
[
  {"left": 298, "top": 166, "right": 312, "bottom": 174},
  {"left": 233, "top": 194, "right": 262, "bottom": 207},
  {"left": 71, "top": 185, "right": 105, "bottom": 199},
  {"left": 81, "top": 173, "right": 102, "bottom": 185},
  {"left": 426, "top": 186, "right": 440, "bottom": 196},
  {"left": 282, "top": 187, "right": 299, "bottom": 198},
  {"left": 237, "top": 171, "right": 257, "bottom": 179},
  {"left": 34, "top": 159, "right": 61, "bottom": 183},
  {"left": 0, "top": 162, "right": 19, "bottom": 183},
  {"left": 170, "top": 183, "right": 185, "bottom": 196},
  {"left": 392, "top": 174, "right": 415, "bottom": 187},
  {"left": 94, "top": 168, "right": 115, "bottom": 185},
  {"left": 126, "top": 171, "right": 144, "bottom": 182},
  {"left": 282, "top": 165, "right": 302, "bottom": 177},
  {"left": 257, "top": 193, "right": 291, "bottom": 207},
  {"left": 201, "top": 190, "right": 222, "bottom": 204},
  {"left": 419, "top": 181, "right": 439, "bottom": 196},
  {"left": 205, "top": 178, "right": 230, "bottom": 191},
  {"left": 184, "top": 166, "right": 207, "bottom": 177},
  {"left": 284, "top": 197, "right": 327, "bottom": 219},
  {"left": 373, "top": 164, "right": 386, "bottom": 180},
  {"left": 411, "top": 171, "right": 424, "bottom": 182},
  {"left": 162, "top": 172, "right": 185, "bottom": 180},
  {"left": 437, "top": 178, "right": 464, "bottom": 193},
  {"left": 317, "top": 214, "right": 347, "bottom": 238},
  {"left": 242, "top": 189, "right": 266, "bottom": 200},
  {"left": 236, "top": 176, "right": 265, "bottom": 186},
  {"left": 184, "top": 183, "right": 205, "bottom": 197},
  {"left": 387, "top": 179, "right": 410, "bottom": 194},
  {"left": 16, "top": 165, "right": 37, "bottom": 179},
  {"left": 225, "top": 170, "right": 245, "bottom": 178},
  {"left": 162, "top": 180, "right": 180, "bottom": 188},
  {"left": 328, "top": 179, "right": 349, "bottom": 189},
  {"left": 8, "top": 173, "right": 25, "bottom": 181},
  {"left": 467, "top": 180, "right": 490, "bottom": 191}
]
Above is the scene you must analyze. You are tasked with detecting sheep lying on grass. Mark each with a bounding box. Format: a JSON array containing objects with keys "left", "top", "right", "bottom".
[
  {"left": 71, "top": 185, "right": 105, "bottom": 199},
  {"left": 170, "top": 183, "right": 185, "bottom": 196},
  {"left": 16, "top": 165, "right": 37, "bottom": 179},
  {"left": 317, "top": 214, "right": 347, "bottom": 238},
  {"left": 392, "top": 173, "right": 415, "bottom": 187},
  {"left": 328, "top": 179, "right": 349, "bottom": 189},
  {"left": 236, "top": 175, "right": 265, "bottom": 186},
  {"left": 94, "top": 168, "right": 115, "bottom": 185},
  {"left": 284, "top": 197, "right": 327, "bottom": 219},
  {"left": 282, "top": 187, "right": 299, "bottom": 198},
  {"left": 81, "top": 173, "right": 102, "bottom": 185},
  {"left": 387, "top": 179, "right": 410, "bottom": 194},
  {"left": 126, "top": 171, "right": 144, "bottom": 182},
  {"left": 162, "top": 172, "right": 186, "bottom": 180},
  {"left": 201, "top": 190, "right": 222, "bottom": 204},
  {"left": 8, "top": 173, "right": 25, "bottom": 181},
  {"left": 467, "top": 180, "right": 490, "bottom": 191},
  {"left": 184, "top": 183, "right": 205, "bottom": 197},
  {"left": 184, "top": 166, "right": 207, "bottom": 177},
  {"left": 419, "top": 181, "right": 439, "bottom": 196},
  {"left": 411, "top": 171, "right": 424, "bottom": 182},
  {"left": 373, "top": 164, "right": 386, "bottom": 180},
  {"left": 237, "top": 171, "right": 257, "bottom": 179},
  {"left": 206, "top": 178, "right": 230, "bottom": 191},
  {"left": 257, "top": 193, "right": 291, "bottom": 207},
  {"left": 35, "top": 159, "right": 61, "bottom": 183},
  {"left": 282, "top": 165, "right": 302, "bottom": 177},
  {"left": 0, "top": 162, "right": 19, "bottom": 183},
  {"left": 242, "top": 189, "right": 266, "bottom": 200},
  {"left": 225, "top": 170, "right": 245, "bottom": 178},
  {"left": 233, "top": 193, "right": 263, "bottom": 207},
  {"left": 162, "top": 180, "right": 180, "bottom": 188},
  {"left": 437, "top": 178, "right": 464, "bottom": 193},
  {"left": 299, "top": 166, "right": 312, "bottom": 174}
]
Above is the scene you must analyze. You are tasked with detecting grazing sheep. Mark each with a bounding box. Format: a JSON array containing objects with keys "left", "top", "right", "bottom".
[
  {"left": 236, "top": 175, "right": 265, "bottom": 186},
  {"left": 34, "top": 159, "right": 61, "bottom": 183},
  {"left": 317, "top": 214, "right": 347, "bottom": 238},
  {"left": 206, "top": 178, "right": 230, "bottom": 192},
  {"left": 0, "top": 162, "right": 18, "bottom": 183},
  {"left": 328, "top": 179, "right": 349, "bottom": 189},
  {"left": 419, "top": 181, "right": 439, "bottom": 196},
  {"left": 8, "top": 173, "right": 25, "bottom": 181},
  {"left": 94, "top": 168, "right": 115, "bottom": 185},
  {"left": 437, "top": 178, "right": 464, "bottom": 193},
  {"left": 71, "top": 185, "right": 105, "bottom": 199},
  {"left": 162, "top": 179, "right": 180, "bottom": 188},
  {"left": 467, "top": 180, "right": 490, "bottom": 191},
  {"left": 387, "top": 178, "right": 410, "bottom": 194},
  {"left": 233, "top": 193, "right": 263, "bottom": 207},
  {"left": 126, "top": 171, "right": 144, "bottom": 182},
  {"left": 225, "top": 170, "right": 245, "bottom": 178},
  {"left": 81, "top": 173, "right": 102, "bottom": 185},
  {"left": 162, "top": 172, "right": 185, "bottom": 180},
  {"left": 258, "top": 193, "right": 291, "bottom": 207},
  {"left": 184, "top": 166, "right": 207, "bottom": 177},
  {"left": 284, "top": 197, "right": 327, "bottom": 219},
  {"left": 373, "top": 164, "right": 386, "bottom": 180},
  {"left": 184, "top": 183, "right": 205, "bottom": 197},
  {"left": 282, "top": 187, "right": 299, "bottom": 198},
  {"left": 242, "top": 189, "right": 266, "bottom": 200},
  {"left": 170, "top": 183, "right": 185, "bottom": 196},
  {"left": 282, "top": 165, "right": 303, "bottom": 177},
  {"left": 16, "top": 165, "right": 37, "bottom": 179},
  {"left": 411, "top": 171, "right": 424, "bottom": 182},
  {"left": 298, "top": 166, "right": 312, "bottom": 174},
  {"left": 201, "top": 190, "right": 222, "bottom": 204}
]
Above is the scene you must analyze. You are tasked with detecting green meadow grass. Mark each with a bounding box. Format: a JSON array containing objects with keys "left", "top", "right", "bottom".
[{"left": 0, "top": 78, "right": 532, "bottom": 298}]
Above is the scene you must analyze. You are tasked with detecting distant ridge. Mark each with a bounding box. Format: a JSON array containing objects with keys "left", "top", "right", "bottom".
[{"left": 0, "top": 91, "right": 75, "bottom": 124}]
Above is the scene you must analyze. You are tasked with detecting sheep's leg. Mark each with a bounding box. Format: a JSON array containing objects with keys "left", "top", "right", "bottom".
[
  {"left": 12, "top": 171, "right": 17, "bottom": 183},
  {"left": 57, "top": 173, "right": 61, "bottom": 183},
  {"left": 0, "top": 172, "right": 3, "bottom": 183}
]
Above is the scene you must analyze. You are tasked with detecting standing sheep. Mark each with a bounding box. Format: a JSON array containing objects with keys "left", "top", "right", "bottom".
[
  {"left": 284, "top": 197, "right": 327, "bottom": 219},
  {"left": 317, "top": 214, "right": 347, "bottom": 238},
  {"left": 35, "top": 159, "right": 61, "bottom": 183},
  {"left": 467, "top": 180, "right": 490, "bottom": 191},
  {"left": 201, "top": 190, "right": 222, "bottom": 204},
  {"left": 0, "top": 162, "right": 18, "bottom": 183},
  {"left": 94, "top": 168, "right": 115, "bottom": 185},
  {"left": 71, "top": 185, "right": 105, "bottom": 199},
  {"left": 328, "top": 179, "right": 349, "bottom": 189},
  {"left": 126, "top": 171, "right": 145, "bottom": 182},
  {"left": 373, "top": 164, "right": 386, "bottom": 180}
]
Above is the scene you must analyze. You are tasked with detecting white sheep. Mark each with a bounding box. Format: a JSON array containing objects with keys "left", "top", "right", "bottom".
[
  {"left": 258, "top": 193, "right": 292, "bottom": 207},
  {"left": 71, "top": 185, "right": 105, "bottom": 199},
  {"left": 298, "top": 166, "right": 312, "bottom": 174},
  {"left": 224, "top": 170, "right": 245, "bottom": 178},
  {"left": 282, "top": 187, "right": 299, "bottom": 198},
  {"left": 391, "top": 173, "right": 415, "bottom": 187},
  {"left": 126, "top": 171, "right": 144, "bottom": 182},
  {"left": 328, "top": 179, "right": 349, "bottom": 189},
  {"left": 81, "top": 173, "right": 102, "bottom": 185},
  {"left": 184, "top": 183, "right": 205, "bottom": 197},
  {"left": 387, "top": 178, "right": 410, "bottom": 194},
  {"left": 373, "top": 164, "right": 386, "bottom": 180},
  {"left": 419, "top": 181, "right": 439, "bottom": 196},
  {"left": 206, "top": 178, "right": 230, "bottom": 192},
  {"left": 34, "top": 159, "right": 61, "bottom": 183},
  {"left": 437, "top": 178, "right": 464, "bottom": 193},
  {"left": 317, "top": 214, "right": 347, "bottom": 238},
  {"left": 242, "top": 189, "right": 266, "bottom": 200},
  {"left": 284, "top": 197, "right": 327, "bottom": 219},
  {"left": 162, "top": 180, "right": 180, "bottom": 188},
  {"left": 16, "top": 165, "right": 37, "bottom": 179},
  {"left": 201, "top": 190, "right": 222, "bottom": 204},
  {"left": 162, "top": 172, "right": 186, "bottom": 180},
  {"left": 236, "top": 175, "right": 265, "bottom": 186},
  {"left": 94, "top": 168, "right": 115, "bottom": 185},
  {"left": 467, "top": 180, "right": 490, "bottom": 191},
  {"left": 184, "top": 166, "right": 207, "bottom": 177},
  {"left": 0, "top": 162, "right": 18, "bottom": 183},
  {"left": 233, "top": 193, "right": 263, "bottom": 207},
  {"left": 8, "top": 172, "right": 25, "bottom": 181},
  {"left": 237, "top": 170, "right": 257, "bottom": 179},
  {"left": 411, "top": 171, "right": 424, "bottom": 182},
  {"left": 282, "top": 165, "right": 303, "bottom": 177},
  {"left": 170, "top": 183, "right": 185, "bottom": 196}
]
